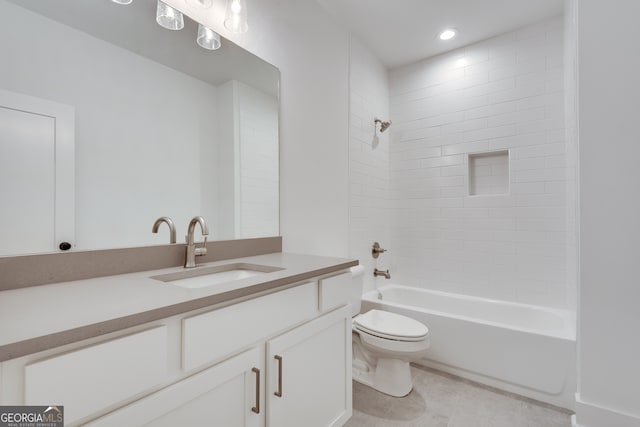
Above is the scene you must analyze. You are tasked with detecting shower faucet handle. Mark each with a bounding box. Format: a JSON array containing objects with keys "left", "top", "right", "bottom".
[{"left": 372, "top": 242, "right": 387, "bottom": 258}]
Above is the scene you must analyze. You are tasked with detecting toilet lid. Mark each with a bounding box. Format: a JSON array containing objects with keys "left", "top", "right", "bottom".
[{"left": 354, "top": 310, "right": 429, "bottom": 341}]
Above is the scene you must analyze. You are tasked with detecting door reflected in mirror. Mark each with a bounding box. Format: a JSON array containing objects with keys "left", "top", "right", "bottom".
[{"left": 0, "top": 0, "right": 279, "bottom": 256}]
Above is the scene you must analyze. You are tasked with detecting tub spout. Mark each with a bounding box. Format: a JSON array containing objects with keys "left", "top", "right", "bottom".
[{"left": 374, "top": 268, "right": 391, "bottom": 279}]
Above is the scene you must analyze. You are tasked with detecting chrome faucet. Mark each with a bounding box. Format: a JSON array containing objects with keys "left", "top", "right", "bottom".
[
  {"left": 152, "top": 216, "right": 176, "bottom": 244},
  {"left": 374, "top": 268, "right": 391, "bottom": 279},
  {"left": 185, "top": 216, "right": 209, "bottom": 268}
]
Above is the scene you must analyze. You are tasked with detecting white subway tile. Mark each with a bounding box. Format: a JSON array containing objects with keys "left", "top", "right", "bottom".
[
  {"left": 464, "top": 100, "right": 518, "bottom": 120},
  {"left": 545, "top": 181, "right": 567, "bottom": 194},
  {"left": 515, "top": 206, "right": 565, "bottom": 219},
  {"left": 441, "top": 118, "right": 488, "bottom": 135},
  {"left": 511, "top": 182, "right": 545, "bottom": 194},
  {"left": 512, "top": 168, "right": 566, "bottom": 183},
  {"left": 463, "top": 124, "right": 517, "bottom": 143},
  {"left": 511, "top": 156, "right": 548, "bottom": 171},
  {"left": 465, "top": 217, "right": 517, "bottom": 230},
  {"left": 463, "top": 72, "right": 490, "bottom": 88},
  {"left": 486, "top": 107, "right": 545, "bottom": 128},
  {"left": 421, "top": 154, "right": 465, "bottom": 168},
  {"left": 464, "top": 195, "right": 513, "bottom": 208},
  {"left": 510, "top": 143, "right": 565, "bottom": 159},
  {"left": 516, "top": 218, "right": 566, "bottom": 232},
  {"left": 390, "top": 146, "right": 441, "bottom": 162},
  {"left": 440, "top": 165, "right": 467, "bottom": 177},
  {"left": 515, "top": 193, "right": 565, "bottom": 207},
  {"left": 464, "top": 77, "right": 515, "bottom": 98},
  {"left": 397, "top": 125, "right": 441, "bottom": 142},
  {"left": 441, "top": 207, "right": 489, "bottom": 218},
  {"left": 440, "top": 186, "right": 468, "bottom": 197}
]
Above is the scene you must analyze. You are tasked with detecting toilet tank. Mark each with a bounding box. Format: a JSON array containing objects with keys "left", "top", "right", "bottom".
[{"left": 349, "top": 265, "right": 365, "bottom": 317}]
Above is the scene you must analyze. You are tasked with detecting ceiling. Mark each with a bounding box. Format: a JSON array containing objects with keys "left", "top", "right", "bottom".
[{"left": 317, "top": 0, "right": 565, "bottom": 68}]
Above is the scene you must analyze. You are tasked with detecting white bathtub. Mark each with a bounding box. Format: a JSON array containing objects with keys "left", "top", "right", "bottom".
[{"left": 362, "top": 284, "right": 576, "bottom": 409}]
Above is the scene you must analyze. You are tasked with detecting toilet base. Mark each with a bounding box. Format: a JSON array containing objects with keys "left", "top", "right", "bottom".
[{"left": 353, "top": 356, "right": 413, "bottom": 397}]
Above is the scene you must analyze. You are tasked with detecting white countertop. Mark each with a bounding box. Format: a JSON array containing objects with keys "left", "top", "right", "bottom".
[{"left": 0, "top": 252, "right": 357, "bottom": 360}]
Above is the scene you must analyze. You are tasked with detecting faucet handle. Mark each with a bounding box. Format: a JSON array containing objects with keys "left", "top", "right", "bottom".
[
  {"left": 195, "top": 236, "right": 208, "bottom": 257},
  {"left": 372, "top": 242, "right": 387, "bottom": 259}
]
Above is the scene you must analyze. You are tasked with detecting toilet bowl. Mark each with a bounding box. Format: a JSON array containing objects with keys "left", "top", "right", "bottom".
[{"left": 349, "top": 266, "right": 430, "bottom": 397}]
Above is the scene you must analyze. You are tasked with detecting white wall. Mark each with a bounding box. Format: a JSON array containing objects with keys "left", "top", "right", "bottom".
[
  {"left": 166, "top": 0, "right": 351, "bottom": 257},
  {"left": 575, "top": 0, "right": 640, "bottom": 425},
  {"left": 348, "top": 36, "right": 391, "bottom": 292},
  {"left": 388, "top": 17, "right": 573, "bottom": 309},
  {"left": 0, "top": 0, "right": 217, "bottom": 250}
]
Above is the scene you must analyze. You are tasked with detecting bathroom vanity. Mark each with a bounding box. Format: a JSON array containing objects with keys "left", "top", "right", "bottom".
[{"left": 0, "top": 252, "right": 357, "bottom": 427}]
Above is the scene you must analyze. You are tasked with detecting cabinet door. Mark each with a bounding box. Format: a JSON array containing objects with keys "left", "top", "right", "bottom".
[
  {"left": 87, "top": 347, "right": 264, "bottom": 427},
  {"left": 267, "top": 306, "right": 352, "bottom": 427}
]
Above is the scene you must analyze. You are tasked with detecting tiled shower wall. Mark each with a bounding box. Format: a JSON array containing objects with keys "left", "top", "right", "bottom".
[
  {"left": 349, "top": 36, "right": 391, "bottom": 293},
  {"left": 388, "top": 17, "right": 574, "bottom": 308}
]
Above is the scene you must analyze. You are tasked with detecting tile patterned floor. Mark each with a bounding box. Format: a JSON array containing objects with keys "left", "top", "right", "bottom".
[{"left": 345, "top": 365, "right": 573, "bottom": 427}]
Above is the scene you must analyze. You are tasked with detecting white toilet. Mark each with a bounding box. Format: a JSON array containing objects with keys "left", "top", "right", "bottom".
[{"left": 350, "top": 266, "right": 430, "bottom": 397}]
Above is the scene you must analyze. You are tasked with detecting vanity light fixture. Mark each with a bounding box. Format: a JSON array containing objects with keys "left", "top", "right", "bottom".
[
  {"left": 197, "top": 25, "right": 222, "bottom": 50},
  {"left": 224, "top": 0, "right": 248, "bottom": 34},
  {"left": 438, "top": 28, "right": 457, "bottom": 41},
  {"left": 156, "top": 0, "right": 184, "bottom": 31},
  {"left": 111, "top": 0, "right": 133, "bottom": 4}
]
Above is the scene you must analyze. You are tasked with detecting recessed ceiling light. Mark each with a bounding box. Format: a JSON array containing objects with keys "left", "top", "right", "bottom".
[{"left": 438, "top": 29, "right": 457, "bottom": 41}]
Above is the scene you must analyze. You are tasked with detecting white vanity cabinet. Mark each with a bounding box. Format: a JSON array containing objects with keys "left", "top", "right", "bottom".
[
  {"left": 267, "top": 305, "right": 352, "bottom": 427},
  {"left": 0, "top": 271, "right": 353, "bottom": 427}
]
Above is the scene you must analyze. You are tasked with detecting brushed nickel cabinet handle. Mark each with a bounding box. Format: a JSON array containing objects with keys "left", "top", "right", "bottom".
[
  {"left": 274, "top": 355, "right": 283, "bottom": 397},
  {"left": 251, "top": 367, "right": 260, "bottom": 414}
]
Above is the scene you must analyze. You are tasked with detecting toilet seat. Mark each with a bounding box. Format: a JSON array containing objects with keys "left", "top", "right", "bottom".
[{"left": 354, "top": 309, "right": 429, "bottom": 342}]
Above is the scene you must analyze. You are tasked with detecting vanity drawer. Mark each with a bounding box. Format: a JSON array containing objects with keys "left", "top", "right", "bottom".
[
  {"left": 24, "top": 326, "right": 168, "bottom": 425},
  {"left": 182, "top": 281, "right": 317, "bottom": 372},
  {"left": 318, "top": 271, "right": 351, "bottom": 312}
]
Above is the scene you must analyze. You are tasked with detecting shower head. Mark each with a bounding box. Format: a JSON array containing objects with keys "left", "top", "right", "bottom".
[{"left": 374, "top": 118, "right": 392, "bottom": 133}]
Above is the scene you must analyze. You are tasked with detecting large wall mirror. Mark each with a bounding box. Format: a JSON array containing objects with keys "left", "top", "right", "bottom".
[{"left": 0, "top": 0, "right": 280, "bottom": 256}]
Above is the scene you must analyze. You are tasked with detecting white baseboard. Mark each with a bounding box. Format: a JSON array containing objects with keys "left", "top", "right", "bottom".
[{"left": 574, "top": 393, "right": 640, "bottom": 427}]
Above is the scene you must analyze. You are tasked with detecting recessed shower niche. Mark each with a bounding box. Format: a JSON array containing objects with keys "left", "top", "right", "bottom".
[{"left": 468, "top": 150, "right": 509, "bottom": 196}]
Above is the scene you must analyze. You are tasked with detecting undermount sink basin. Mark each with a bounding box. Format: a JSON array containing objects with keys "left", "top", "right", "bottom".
[{"left": 151, "top": 263, "right": 284, "bottom": 289}]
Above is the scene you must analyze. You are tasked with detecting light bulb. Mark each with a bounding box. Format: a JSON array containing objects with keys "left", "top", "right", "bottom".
[
  {"left": 186, "top": 0, "right": 213, "bottom": 8},
  {"left": 438, "top": 29, "right": 457, "bottom": 41},
  {"left": 224, "top": 0, "right": 248, "bottom": 33}
]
